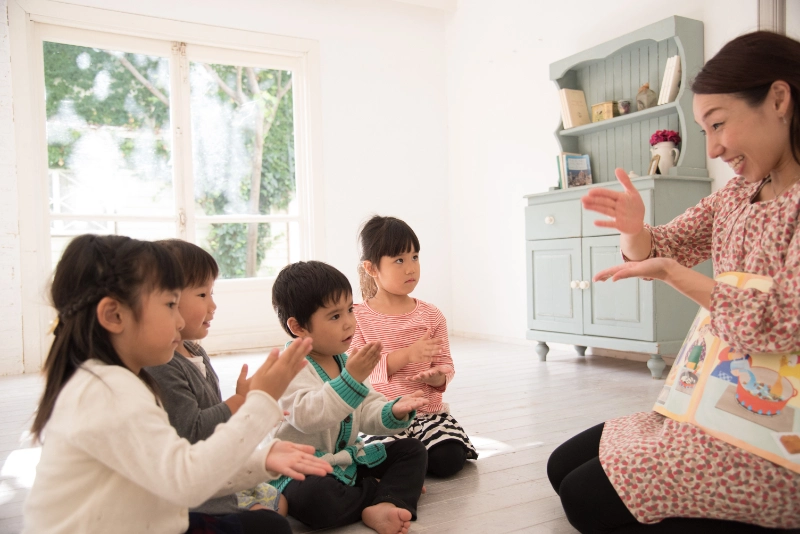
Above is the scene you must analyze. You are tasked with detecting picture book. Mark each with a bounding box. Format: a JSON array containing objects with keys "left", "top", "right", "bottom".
[
  {"left": 563, "top": 154, "right": 592, "bottom": 188},
  {"left": 557, "top": 152, "right": 579, "bottom": 188},
  {"left": 654, "top": 272, "right": 800, "bottom": 474},
  {"left": 559, "top": 89, "right": 590, "bottom": 129}
]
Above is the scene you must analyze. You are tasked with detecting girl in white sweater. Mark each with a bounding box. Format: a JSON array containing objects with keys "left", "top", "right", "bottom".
[{"left": 23, "top": 235, "right": 331, "bottom": 534}]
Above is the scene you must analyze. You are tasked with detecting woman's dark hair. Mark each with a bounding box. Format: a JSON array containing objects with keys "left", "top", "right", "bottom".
[
  {"left": 156, "top": 239, "right": 219, "bottom": 287},
  {"left": 357, "top": 215, "right": 420, "bottom": 300},
  {"left": 272, "top": 261, "right": 352, "bottom": 338},
  {"left": 692, "top": 31, "right": 800, "bottom": 164},
  {"left": 31, "top": 234, "right": 184, "bottom": 442}
]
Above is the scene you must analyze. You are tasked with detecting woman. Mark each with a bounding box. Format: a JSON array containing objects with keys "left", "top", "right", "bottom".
[{"left": 547, "top": 31, "right": 800, "bottom": 533}]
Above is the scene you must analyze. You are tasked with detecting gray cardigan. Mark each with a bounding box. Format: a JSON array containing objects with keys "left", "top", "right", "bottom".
[{"left": 146, "top": 342, "right": 237, "bottom": 515}]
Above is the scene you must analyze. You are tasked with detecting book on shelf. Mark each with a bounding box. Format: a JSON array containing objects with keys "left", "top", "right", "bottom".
[
  {"left": 658, "top": 55, "right": 681, "bottom": 105},
  {"left": 654, "top": 272, "right": 800, "bottom": 474},
  {"left": 558, "top": 89, "right": 590, "bottom": 129},
  {"left": 563, "top": 153, "right": 592, "bottom": 188},
  {"left": 557, "top": 152, "right": 579, "bottom": 188}
]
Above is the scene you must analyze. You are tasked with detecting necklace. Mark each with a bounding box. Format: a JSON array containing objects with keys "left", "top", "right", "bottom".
[{"left": 770, "top": 174, "right": 800, "bottom": 199}]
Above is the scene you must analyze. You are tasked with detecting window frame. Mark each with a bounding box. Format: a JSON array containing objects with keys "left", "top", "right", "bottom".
[{"left": 9, "top": 0, "right": 325, "bottom": 372}]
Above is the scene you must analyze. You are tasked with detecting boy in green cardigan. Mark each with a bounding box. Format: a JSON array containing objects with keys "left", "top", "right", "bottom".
[{"left": 270, "top": 260, "right": 428, "bottom": 534}]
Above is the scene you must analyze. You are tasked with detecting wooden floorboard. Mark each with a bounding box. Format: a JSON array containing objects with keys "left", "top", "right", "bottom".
[{"left": 0, "top": 337, "right": 666, "bottom": 533}]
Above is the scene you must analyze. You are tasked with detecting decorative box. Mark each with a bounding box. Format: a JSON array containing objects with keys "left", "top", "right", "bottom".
[{"left": 591, "top": 101, "right": 619, "bottom": 122}]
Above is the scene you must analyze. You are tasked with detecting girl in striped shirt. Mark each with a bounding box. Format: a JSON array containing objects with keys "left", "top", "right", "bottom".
[{"left": 349, "top": 215, "right": 478, "bottom": 477}]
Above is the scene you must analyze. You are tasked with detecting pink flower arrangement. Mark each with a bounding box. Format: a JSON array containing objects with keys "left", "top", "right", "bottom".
[{"left": 650, "top": 129, "right": 681, "bottom": 146}]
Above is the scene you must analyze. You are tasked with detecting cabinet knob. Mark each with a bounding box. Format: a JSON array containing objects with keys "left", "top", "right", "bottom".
[
  {"left": 570, "top": 280, "right": 579, "bottom": 289},
  {"left": 544, "top": 216, "right": 555, "bottom": 225},
  {"left": 579, "top": 280, "right": 590, "bottom": 290}
]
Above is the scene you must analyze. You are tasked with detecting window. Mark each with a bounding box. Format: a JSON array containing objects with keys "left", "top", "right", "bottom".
[
  {"left": 42, "top": 31, "right": 303, "bottom": 279},
  {"left": 9, "top": 4, "right": 322, "bottom": 369}
]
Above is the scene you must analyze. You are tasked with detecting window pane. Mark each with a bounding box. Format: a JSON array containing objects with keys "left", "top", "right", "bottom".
[
  {"left": 44, "top": 42, "right": 174, "bottom": 217},
  {"left": 50, "top": 219, "right": 175, "bottom": 270},
  {"left": 189, "top": 63, "right": 297, "bottom": 219},
  {"left": 196, "top": 220, "right": 300, "bottom": 279}
]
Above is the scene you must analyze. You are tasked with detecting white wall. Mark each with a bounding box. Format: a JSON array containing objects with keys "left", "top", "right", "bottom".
[
  {"left": 444, "top": 0, "right": 759, "bottom": 342},
  {"left": 0, "top": 0, "right": 24, "bottom": 375},
  {"left": 0, "top": 0, "right": 451, "bottom": 373}
]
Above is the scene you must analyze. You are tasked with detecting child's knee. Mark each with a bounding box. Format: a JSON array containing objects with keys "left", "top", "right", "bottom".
[{"left": 426, "top": 440, "right": 467, "bottom": 478}]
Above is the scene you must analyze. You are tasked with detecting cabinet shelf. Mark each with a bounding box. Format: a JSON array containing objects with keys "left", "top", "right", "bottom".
[{"left": 560, "top": 102, "right": 677, "bottom": 137}]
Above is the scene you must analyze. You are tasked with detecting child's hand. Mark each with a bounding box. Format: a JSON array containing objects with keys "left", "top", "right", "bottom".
[
  {"left": 391, "top": 390, "right": 429, "bottom": 419},
  {"left": 235, "top": 364, "right": 251, "bottom": 396},
  {"left": 408, "top": 366, "right": 448, "bottom": 387},
  {"left": 345, "top": 341, "right": 383, "bottom": 383},
  {"left": 408, "top": 329, "right": 443, "bottom": 364},
  {"left": 264, "top": 441, "right": 333, "bottom": 480},
  {"left": 249, "top": 338, "right": 313, "bottom": 400}
]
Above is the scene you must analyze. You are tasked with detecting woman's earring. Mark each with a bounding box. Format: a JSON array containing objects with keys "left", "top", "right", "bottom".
[{"left": 783, "top": 116, "right": 788, "bottom": 125}]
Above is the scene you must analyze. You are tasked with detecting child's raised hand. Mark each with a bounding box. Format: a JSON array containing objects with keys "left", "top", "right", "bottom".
[
  {"left": 235, "top": 364, "right": 251, "bottom": 396},
  {"left": 391, "top": 390, "right": 429, "bottom": 419},
  {"left": 408, "top": 366, "right": 447, "bottom": 387},
  {"left": 408, "top": 328, "right": 443, "bottom": 364},
  {"left": 345, "top": 341, "right": 383, "bottom": 383},
  {"left": 249, "top": 338, "right": 312, "bottom": 401},
  {"left": 264, "top": 441, "right": 333, "bottom": 480}
]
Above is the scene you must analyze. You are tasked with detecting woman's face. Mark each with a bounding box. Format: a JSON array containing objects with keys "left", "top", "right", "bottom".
[{"left": 694, "top": 89, "right": 792, "bottom": 182}]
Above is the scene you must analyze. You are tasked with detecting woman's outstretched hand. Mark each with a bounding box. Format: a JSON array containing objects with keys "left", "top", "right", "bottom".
[
  {"left": 593, "top": 257, "right": 678, "bottom": 283},
  {"left": 581, "top": 168, "right": 646, "bottom": 235}
]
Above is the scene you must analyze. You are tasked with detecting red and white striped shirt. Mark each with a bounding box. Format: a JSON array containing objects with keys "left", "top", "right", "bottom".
[{"left": 349, "top": 299, "right": 455, "bottom": 414}]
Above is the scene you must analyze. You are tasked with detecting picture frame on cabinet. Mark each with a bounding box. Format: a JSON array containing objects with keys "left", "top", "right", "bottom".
[{"left": 647, "top": 154, "right": 661, "bottom": 176}]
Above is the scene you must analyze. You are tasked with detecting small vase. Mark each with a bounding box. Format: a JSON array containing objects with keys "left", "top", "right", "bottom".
[{"left": 650, "top": 141, "right": 680, "bottom": 175}]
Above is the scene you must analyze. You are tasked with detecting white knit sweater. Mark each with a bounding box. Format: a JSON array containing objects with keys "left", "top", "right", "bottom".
[{"left": 23, "top": 360, "right": 282, "bottom": 534}]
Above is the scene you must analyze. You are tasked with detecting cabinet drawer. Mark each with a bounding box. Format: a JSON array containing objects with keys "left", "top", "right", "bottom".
[{"left": 525, "top": 200, "right": 581, "bottom": 240}]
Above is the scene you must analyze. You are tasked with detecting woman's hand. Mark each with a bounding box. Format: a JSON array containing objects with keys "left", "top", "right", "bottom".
[
  {"left": 264, "top": 441, "right": 333, "bottom": 480},
  {"left": 593, "top": 257, "right": 678, "bottom": 283},
  {"left": 582, "top": 168, "right": 646, "bottom": 235},
  {"left": 408, "top": 366, "right": 448, "bottom": 387},
  {"left": 391, "top": 390, "right": 429, "bottom": 419}
]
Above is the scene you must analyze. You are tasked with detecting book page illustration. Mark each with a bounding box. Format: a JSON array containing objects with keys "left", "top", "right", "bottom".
[{"left": 653, "top": 272, "right": 800, "bottom": 473}]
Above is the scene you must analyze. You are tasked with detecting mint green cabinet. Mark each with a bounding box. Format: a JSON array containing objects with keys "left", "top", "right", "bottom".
[
  {"left": 527, "top": 15, "right": 712, "bottom": 378},
  {"left": 524, "top": 176, "right": 712, "bottom": 378}
]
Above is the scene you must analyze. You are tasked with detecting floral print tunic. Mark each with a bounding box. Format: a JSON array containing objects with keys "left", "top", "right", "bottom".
[{"left": 599, "top": 176, "right": 800, "bottom": 527}]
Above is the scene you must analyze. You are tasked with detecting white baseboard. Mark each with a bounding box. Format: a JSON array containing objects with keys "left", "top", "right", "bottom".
[
  {"left": 450, "top": 330, "right": 533, "bottom": 346},
  {"left": 450, "top": 330, "right": 675, "bottom": 366}
]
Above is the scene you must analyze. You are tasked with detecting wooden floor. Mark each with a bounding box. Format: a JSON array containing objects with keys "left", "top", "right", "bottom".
[{"left": 0, "top": 337, "right": 666, "bottom": 534}]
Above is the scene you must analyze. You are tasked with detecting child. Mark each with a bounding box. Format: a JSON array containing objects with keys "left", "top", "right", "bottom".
[
  {"left": 350, "top": 215, "right": 478, "bottom": 477},
  {"left": 23, "top": 235, "right": 331, "bottom": 534},
  {"left": 270, "top": 260, "right": 429, "bottom": 534},
  {"left": 146, "top": 239, "right": 287, "bottom": 518}
]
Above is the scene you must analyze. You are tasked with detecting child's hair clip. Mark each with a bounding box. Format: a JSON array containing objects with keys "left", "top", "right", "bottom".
[{"left": 47, "top": 317, "right": 60, "bottom": 335}]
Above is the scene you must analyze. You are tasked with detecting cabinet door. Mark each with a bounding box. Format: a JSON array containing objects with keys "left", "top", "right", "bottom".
[
  {"left": 581, "top": 236, "right": 654, "bottom": 340},
  {"left": 526, "top": 239, "right": 583, "bottom": 334}
]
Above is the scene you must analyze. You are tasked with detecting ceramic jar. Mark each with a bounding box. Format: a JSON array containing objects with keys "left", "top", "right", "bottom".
[{"left": 651, "top": 141, "right": 680, "bottom": 174}]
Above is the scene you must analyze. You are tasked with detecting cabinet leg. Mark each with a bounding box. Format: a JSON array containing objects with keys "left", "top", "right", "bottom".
[
  {"left": 535, "top": 342, "right": 549, "bottom": 362},
  {"left": 647, "top": 354, "right": 666, "bottom": 379},
  {"left": 575, "top": 345, "right": 587, "bottom": 357}
]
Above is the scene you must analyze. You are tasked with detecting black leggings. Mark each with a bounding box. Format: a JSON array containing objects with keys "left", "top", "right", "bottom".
[
  {"left": 547, "top": 423, "right": 799, "bottom": 534},
  {"left": 282, "top": 438, "right": 427, "bottom": 530},
  {"left": 427, "top": 439, "right": 468, "bottom": 477},
  {"left": 186, "top": 509, "right": 291, "bottom": 534}
]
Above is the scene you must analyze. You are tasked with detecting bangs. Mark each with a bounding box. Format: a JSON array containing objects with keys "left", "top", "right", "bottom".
[
  {"left": 138, "top": 241, "right": 185, "bottom": 294},
  {"left": 371, "top": 219, "right": 420, "bottom": 259},
  {"left": 156, "top": 239, "right": 219, "bottom": 288}
]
